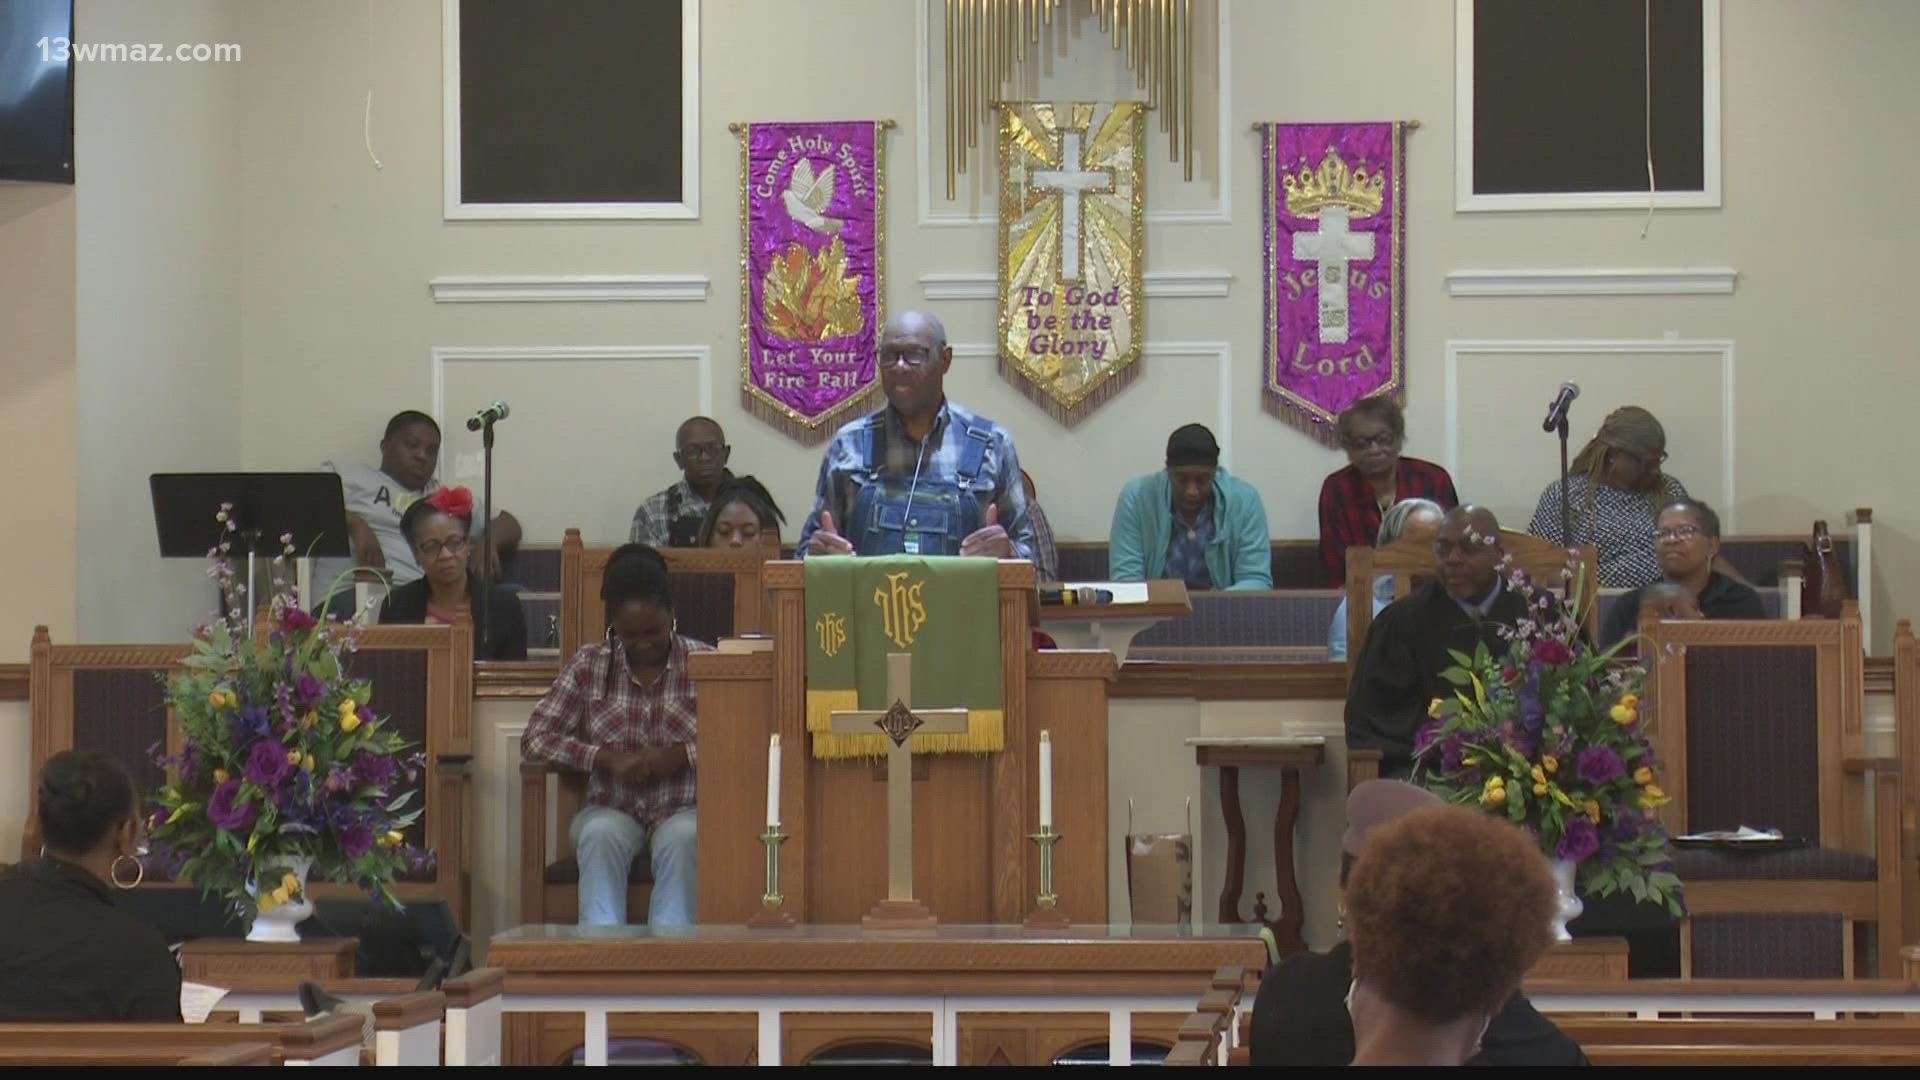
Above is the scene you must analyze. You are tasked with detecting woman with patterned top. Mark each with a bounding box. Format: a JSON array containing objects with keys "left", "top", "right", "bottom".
[
  {"left": 1528, "top": 405, "right": 1688, "bottom": 588},
  {"left": 520, "top": 544, "right": 707, "bottom": 926}
]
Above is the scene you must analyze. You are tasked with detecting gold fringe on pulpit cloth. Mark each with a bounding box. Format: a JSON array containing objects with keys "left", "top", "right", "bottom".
[{"left": 805, "top": 689, "right": 1005, "bottom": 761}]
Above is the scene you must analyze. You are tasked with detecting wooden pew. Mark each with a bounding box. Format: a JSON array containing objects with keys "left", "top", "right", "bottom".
[
  {"left": 1585, "top": 1043, "right": 1920, "bottom": 1066},
  {"left": 0, "top": 1014, "right": 363, "bottom": 1066},
  {"left": 0, "top": 1041, "right": 278, "bottom": 1067},
  {"left": 203, "top": 967, "right": 504, "bottom": 1067},
  {"left": 442, "top": 967, "right": 505, "bottom": 1066},
  {"left": 1163, "top": 964, "right": 1246, "bottom": 1067},
  {"left": 371, "top": 990, "right": 445, "bottom": 1066}
]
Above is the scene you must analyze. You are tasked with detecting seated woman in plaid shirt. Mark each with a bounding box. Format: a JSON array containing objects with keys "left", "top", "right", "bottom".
[{"left": 521, "top": 545, "right": 708, "bottom": 926}]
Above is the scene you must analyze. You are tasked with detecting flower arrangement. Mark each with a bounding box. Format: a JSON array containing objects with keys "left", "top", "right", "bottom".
[
  {"left": 1412, "top": 557, "right": 1685, "bottom": 917},
  {"left": 147, "top": 504, "right": 428, "bottom": 924}
]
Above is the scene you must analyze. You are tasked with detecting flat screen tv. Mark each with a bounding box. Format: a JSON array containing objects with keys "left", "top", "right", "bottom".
[{"left": 0, "top": 0, "right": 77, "bottom": 183}]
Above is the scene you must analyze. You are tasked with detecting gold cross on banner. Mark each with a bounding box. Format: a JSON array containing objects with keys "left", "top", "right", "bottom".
[{"left": 828, "top": 651, "right": 969, "bottom": 929}]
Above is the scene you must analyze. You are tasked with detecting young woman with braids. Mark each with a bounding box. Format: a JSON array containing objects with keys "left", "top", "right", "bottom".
[
  {"left": 520, "top": 544, "right": 707, "bottom": 926},
  {"left": 695, "top": 476, "right": 787, "bottom": 550}
]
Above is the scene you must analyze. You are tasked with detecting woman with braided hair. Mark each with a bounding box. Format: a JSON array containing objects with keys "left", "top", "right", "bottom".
[{"left": 1527, "top": 405, "right": 1689, "bottom": 588}]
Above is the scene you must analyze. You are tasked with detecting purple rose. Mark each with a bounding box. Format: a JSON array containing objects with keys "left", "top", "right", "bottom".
[
  {"left": 293, "top": 673, "right": 326, "bottom": 708},
  {"left": 1557, "top": 816, "right": 1600, "bottom": 863},
  {"left": 1532, "top": 638, "right": 1573, "bottom": 666},
  {"left": 207, "top": 779, "right": 256, "bottom": 833},
  {"left": 1576, "top": 746, "right": 1625, "bottom": 786},
  {"left": 244, "top": 739, "right": 294, "bottom": 788},
  {"left": 349, "top": 750, "right": 397, "bottom": 791},
  {"left": 338, "top": 821, "right": 374, "bottom": 860},
  {"left": 229, "top": 704, "right": 272, "bottom": 747}
]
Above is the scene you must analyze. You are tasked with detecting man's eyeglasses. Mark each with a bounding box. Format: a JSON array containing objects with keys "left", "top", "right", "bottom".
[
  {"left": 417, "top": 536, "right": 469, "bottom": 559},
  {"left": 1655, "top": 525, "right": 1704, "bottom": 542},
  {"left": 678, "top": 444, "right": 727, "bottom": 462},
  {"left": 880, "top": 346, "right": 937, "bottom": 369},
  {"left": 1342, "top": 432, "right": 1398, "bottom": 452}
]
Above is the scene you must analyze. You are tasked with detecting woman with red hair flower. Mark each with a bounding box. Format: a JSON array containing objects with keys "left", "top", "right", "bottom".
[{"left": 378, "top": 486, "right": 527, "bottom": 660}]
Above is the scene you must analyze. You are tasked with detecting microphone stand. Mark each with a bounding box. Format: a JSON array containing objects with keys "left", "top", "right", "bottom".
[
  {"left": 479, "top": 416, "right": 496, "bottom": 654},
  {"left": 1555, "top": 415, "right": 1572, "bottom": 554}
]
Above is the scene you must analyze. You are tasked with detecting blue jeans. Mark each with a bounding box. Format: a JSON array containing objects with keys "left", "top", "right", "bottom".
[{"left": 568, "top": 805, "right": 698, "bottom": 927}]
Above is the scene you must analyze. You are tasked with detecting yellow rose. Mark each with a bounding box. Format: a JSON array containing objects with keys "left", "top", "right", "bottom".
[
  {"left": 208, "top": 691, "right": 227, "bottom": 709},
  {"left": 302, "top": 753, "right": 316, "bottom": 772},
  {"left": 1428, "top": 697, "right": 1446, "bottom": 718},
  {"left": 1542, "top": 755, "right": 1559, "bottom": 774},
  {"left": 287, "top": 749, "right": 302, "bottom": 765},
  {"left": 212, "top": 768, "right": 230, "bottom": 784},
  {"left": 340, "top": 711, "right": 362, "bottom": 734},
  {"left": 281, "top": 872, "right": 301, "bottom": 892},
  {"left": 1620, "top": 694, "right": 1640, "bottom": 710},
  {"left": 1530, "top": 765, "right": 1547, "bottom": 783},
  {"left": 270, "top": 886, "right": 290, "bottom": 906},
  {"left": 1610, "top": 704, "right": 1637, "bottom": 725},
  {"left": 1633, "top": 766, "right": 1654, "bottom": 786},
  {"left": 302, "top": 711, "right": 318, "bottom": 729},
  {"left": 257, "top": 892, "right": 278, "bottom": 913},
  {"left": 1639, "top": 784, "right": 1670, "bottom": 809},
  {"left": 1485, "top": 775, "right": 1505, "bottom": 789},
  {"left": 384, "top": 830, "right": 405, "bottom": 847},
  {"left": 337, "top": 699, "right": 356, "bottom": 717},
  {"left": 1532, "top": 782, "right": 1549, "bottom": 796},
  {"left": 1484, "top": 787, "right": 1508, "bottom": 807},
  {"left": 1584, "top": 799, "right": 1602, "bottom": 824}
]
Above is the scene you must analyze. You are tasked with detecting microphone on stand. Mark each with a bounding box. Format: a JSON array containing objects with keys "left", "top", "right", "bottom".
[
  {"left": 1541, "top": 382, "right": 1580, "bottom": 433},
  {"left": 466, "top": 401, "right": 510, "bottom": 432}
]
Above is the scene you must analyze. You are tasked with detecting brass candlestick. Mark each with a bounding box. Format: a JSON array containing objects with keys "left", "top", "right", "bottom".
[
  {"left": 746, "top": 825, "right": 797, "bottom": 929},
  {"left": 1023, "top": 825, "right": 1071, "bottom": 930}
]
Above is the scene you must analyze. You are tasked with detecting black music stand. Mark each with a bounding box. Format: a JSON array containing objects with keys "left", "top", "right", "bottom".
[{"left": 150, "top": 472, "right": 352, "bottom": 634}]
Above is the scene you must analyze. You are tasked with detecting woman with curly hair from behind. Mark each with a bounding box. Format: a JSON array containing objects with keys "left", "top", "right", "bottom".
[{"left": 1345, "top": 804, "right": 1560, "bottom": 1066}]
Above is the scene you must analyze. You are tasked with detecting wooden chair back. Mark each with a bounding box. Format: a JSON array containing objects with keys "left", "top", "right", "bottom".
[
  {"left": 558, "top": 529, "right": 772, "bottom": 659},
  {"left": 1344, "top": 529, "right": 1597, "bottom": 672}
]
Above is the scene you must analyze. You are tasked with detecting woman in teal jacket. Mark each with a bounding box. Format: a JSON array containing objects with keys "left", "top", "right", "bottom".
[{"left": 1108, "top": 425, "right": 1273, "bottom": 590}]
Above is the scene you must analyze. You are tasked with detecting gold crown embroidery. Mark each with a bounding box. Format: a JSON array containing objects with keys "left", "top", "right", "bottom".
[{"left": 1283, "top": 147, "right": 1386, "bottom": 220}]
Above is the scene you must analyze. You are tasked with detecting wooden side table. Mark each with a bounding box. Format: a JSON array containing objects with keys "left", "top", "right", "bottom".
[
  {"left": 1187, "top": 736, "right": 1327, "bottom": 956},
  {"left": 179, "top": 938, "right": 357, "bottom": 982}
]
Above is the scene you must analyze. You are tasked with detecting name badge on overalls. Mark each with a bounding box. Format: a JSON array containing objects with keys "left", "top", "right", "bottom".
[{"left": 903, "top": 513, "right": 921, "bottom": 555}]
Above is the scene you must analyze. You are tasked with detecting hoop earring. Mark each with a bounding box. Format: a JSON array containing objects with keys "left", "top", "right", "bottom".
[
  {"left": 604, "top": 624, "right": 616, "bottom": 646},
  {"left": 110, "top": 853, "right": 145, "bottom": 890}
]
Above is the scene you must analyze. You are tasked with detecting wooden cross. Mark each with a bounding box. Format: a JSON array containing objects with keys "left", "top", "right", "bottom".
[{"left": 828, "top": 651, "right": 969, "bottom": 930}]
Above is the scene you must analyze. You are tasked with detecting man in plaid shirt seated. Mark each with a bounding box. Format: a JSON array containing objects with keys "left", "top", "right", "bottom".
[{"left": 521, "top": 546, "right": 708, "bottom": 926}]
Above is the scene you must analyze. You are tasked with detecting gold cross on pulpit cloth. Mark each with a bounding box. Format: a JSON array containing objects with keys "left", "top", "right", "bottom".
[{"left": 827, "top": 651, "right": 969, "bottom": 930}]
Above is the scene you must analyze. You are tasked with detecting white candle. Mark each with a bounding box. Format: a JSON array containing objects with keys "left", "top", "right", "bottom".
[
  {"left": 765, "top": 734, "right": 782, "bottom": 828},
  {"left": 1039, "top": 730, "right": 1054, "bottom": 829}
]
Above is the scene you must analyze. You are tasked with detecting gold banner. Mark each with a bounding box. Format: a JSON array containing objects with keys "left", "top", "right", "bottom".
[{"left": 996, "top": 101, "right": 1145, "bottom": 425}]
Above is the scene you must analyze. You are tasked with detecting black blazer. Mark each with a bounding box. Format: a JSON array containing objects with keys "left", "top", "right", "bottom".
[
  {"left": 379, "top": 575, "right": 528, "bottom": 661},
  {"left": 0, "top": 857, "right": 182, "bottom": 1021}
]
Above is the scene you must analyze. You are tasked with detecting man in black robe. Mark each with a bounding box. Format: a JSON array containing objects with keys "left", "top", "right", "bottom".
[
  {"left": 1345, "top": 505, "right": 1535, "bottom": 778},
  {"left": 1248, "top": 780, "right": 1589, "bottom": 1067}
]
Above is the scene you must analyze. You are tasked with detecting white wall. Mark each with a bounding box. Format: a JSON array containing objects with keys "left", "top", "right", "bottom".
[
  {"left": 0, "top": 183, "right": 76, "bottom": 657},
  {"left": 74, "top": 0, "right": 245, "bottom": 641}
]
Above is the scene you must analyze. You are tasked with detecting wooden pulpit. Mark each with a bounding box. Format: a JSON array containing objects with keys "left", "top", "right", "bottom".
[{"left": 690, "top": 560, "right": 1116, "bottom": 925}]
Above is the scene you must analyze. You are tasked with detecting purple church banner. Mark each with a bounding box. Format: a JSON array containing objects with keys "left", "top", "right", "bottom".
[
  {"left": 738, "top": 121, "right": 888, "bottom": 442},
  {"left": 1261, "top": 122, "right": 1408, "bottom": 445}
]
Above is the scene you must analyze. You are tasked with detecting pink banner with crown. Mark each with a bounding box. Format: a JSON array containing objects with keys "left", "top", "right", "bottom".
[{"left": 1261, "top": 122, "right": 1408, "bottom": 445}]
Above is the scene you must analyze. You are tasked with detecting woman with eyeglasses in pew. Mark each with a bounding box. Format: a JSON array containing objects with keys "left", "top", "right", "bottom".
[
  {"left": 0, "top": 751, "right": 181, "bottom": 1021},
  {"left": 378, "top": 486, "right": 528, "bottom": 660}
]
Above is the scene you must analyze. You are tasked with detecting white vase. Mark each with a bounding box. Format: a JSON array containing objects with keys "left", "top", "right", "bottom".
[
  {"left": 1549, "top": 857, "right": 1583, "bottom": 943},
  {"left": 246, "top": 855, "right": 315, "bottom": 943}
]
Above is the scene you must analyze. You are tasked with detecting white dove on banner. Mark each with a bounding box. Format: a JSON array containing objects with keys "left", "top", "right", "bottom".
[{"left": 783, "top": 158, "right": 843, "bottom": 235}]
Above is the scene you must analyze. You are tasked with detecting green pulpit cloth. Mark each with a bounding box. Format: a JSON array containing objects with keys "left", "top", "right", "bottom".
[{"left": 803, "top": 555, "right": 1003, "bottom": 759}]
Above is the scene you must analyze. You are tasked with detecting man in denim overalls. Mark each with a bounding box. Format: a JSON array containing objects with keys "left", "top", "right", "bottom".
[{"left": 798, "top": 309, "right": 1037, "bottom": 564}]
